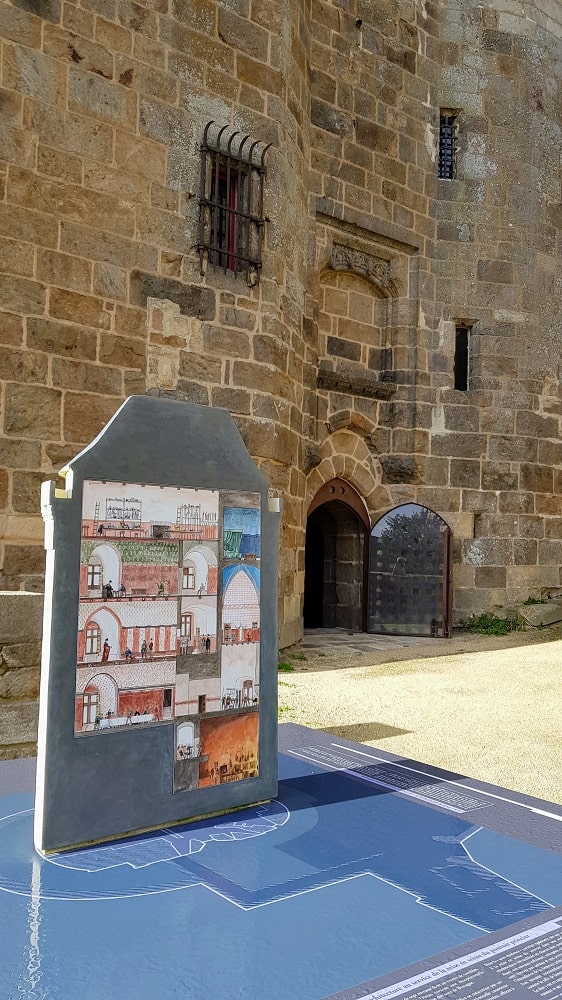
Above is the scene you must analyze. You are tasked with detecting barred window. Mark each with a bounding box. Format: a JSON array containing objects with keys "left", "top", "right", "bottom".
[
  {"left": 198, "top": 122, "right": 270, "bottom": 284},
  {"left": 438, "top": 112, "right": 459, "bottom": 179}
]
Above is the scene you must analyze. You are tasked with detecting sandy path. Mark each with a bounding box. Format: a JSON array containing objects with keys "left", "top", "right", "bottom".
[{"left": 278, "top": 627, "right": 562, "bottom": 803}]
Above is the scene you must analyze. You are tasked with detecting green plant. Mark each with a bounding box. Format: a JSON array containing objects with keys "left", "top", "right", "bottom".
[
  {"left": 287, "top": 652, "right": 307, "bottom": 661},
  {"left": 523, "top": 597, "right": 547, "bottom": 605},
  {"left": 460, "top": 612, "right": 523, "bottom": 636},
  {"left": 278, "top": 661, "right": 295, "bottom": 672}
]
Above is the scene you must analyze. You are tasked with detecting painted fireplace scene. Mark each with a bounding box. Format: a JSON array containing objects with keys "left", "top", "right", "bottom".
[
  {"left": 173, "top": 492, "right": 261, "bottom": 793},
  {"left": 75, "top": 480, "right": 219, "bottom": 735}
]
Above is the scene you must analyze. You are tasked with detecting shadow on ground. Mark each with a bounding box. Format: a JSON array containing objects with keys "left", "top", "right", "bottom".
[{"left": 322, "top": 722, "right": 411, "bottom": 742}]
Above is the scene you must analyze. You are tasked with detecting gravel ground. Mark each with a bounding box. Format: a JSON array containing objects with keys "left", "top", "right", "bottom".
[{"left": 278, "top": 625, "right": 562, "bottom": 804}]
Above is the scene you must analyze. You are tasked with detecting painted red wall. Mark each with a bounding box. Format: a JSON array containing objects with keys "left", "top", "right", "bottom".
[
  {"left": 75, "top": 697, "right": 83, "bottom": 732},
  {"left": 118, "top": 689, "right": 164, "bottom": 720}
]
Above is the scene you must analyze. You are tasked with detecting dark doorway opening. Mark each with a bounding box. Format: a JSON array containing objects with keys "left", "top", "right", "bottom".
[{"left": 303, "top": 480, "right": 369, "bottom": 631}]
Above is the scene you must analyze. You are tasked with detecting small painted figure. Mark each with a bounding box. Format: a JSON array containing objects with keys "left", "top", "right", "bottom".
[
  {"left": 118, "top": 583, "right": 126, "bottom": 598},
  {"left": 149, "top": 640, "right": 154, "bottom": 655},
  {"left": 205, "top": 635, "right": 211, "bottom": 653},
  {"left": 97, "top": 524, "right": 104, "bottom": 535},
  {"left": 101, "top": 639, "right": 111, "bottom": 662},
  {"left": 141, "top": 640, "right": 147, "bottom": 659},
  {"left": 104, "top": 581, "right": 114, "bottom": 599},
  {"left": 157, "top": 582, "right": 165, "bottom": 596},
  {"left": 124, "top": 647, "right": 133, "bottom": 661}
]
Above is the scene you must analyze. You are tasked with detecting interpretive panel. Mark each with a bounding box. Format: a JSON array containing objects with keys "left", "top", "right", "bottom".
[{"left": 35, "top": 397, "right": 279, "bottom": 854}]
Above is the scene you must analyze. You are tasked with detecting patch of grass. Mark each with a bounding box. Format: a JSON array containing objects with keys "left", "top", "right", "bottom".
[
  {"left": 523, "top": 597, "right": 547, "bottom": 605},
  {"left": 278, "top": 661, "right": 295, "bottom": 672},
  {"left": 460, "top": 612, "right": 523, "bottom": 636},
  {"left": 278, "top": 680, "right": 292, "bottom": 687},
  {"left": 287, "top": 651, "right": 307, "bottom": 661},
  {"left": 278, "top": 705, "right": 291, "bottom": 718}
]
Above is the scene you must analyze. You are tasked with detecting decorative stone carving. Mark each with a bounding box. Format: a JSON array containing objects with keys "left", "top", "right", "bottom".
[{"left": 330, "top": 243, "right": 397, "bottom": 295}]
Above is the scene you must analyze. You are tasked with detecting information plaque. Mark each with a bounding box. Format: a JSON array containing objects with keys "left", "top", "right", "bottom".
[{"left": 35, "top": 396, "right": 280, "bottom": 854}]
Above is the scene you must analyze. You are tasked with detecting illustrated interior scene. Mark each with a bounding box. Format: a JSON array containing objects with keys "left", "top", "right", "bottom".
[{"left": 75, "top": 481, "right": 261, "bottom": 794}]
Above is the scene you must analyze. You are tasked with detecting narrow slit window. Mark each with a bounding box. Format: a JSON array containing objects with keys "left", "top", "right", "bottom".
[
  {"left": 198, "top": 123, "right": 270, "bottom": 284},
  {"left": 454, "top": 326, "right": 470, "bottom": 390},
  {"left": 438, "top": 112, "right": 458, "bottom": 179}
]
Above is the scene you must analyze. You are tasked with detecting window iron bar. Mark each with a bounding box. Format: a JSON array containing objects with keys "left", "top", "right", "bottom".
[{"left": 198, "top": 122, "right": 270, "bottom": 283}]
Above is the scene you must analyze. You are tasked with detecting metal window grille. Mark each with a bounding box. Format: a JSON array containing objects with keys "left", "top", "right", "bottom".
[
  {"left": 198, "top": 122, "right": 270, "bottom": 284},
  {"left": 438, "top": 113, "right": 458, "bottom": 179}
]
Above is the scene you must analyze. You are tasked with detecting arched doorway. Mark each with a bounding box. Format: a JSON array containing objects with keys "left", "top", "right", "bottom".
[
  {"left": 368, "top": 503, "right": 452, "bottom": 637},
  {"left": 303, "top": 479, "right": 369, "bottom": 631}
]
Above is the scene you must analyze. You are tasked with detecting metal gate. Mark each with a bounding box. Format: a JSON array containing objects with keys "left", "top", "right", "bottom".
[{"left": 368, "top": 504, "right": 451, "bottom": 637}]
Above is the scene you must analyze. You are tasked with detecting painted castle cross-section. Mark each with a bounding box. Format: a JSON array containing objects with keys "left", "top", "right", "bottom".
[{"left": 35, "top": 397, "right": 280, "bottom": 854}]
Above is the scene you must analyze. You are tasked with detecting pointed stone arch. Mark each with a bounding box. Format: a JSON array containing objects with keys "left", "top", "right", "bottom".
[{"left": 305, "top": 432, "right": 391, "bottom": 521}]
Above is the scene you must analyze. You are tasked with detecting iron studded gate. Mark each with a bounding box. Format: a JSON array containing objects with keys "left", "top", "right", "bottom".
[{"left": 368, "top": 504, "right": 451, "bottom": 637}]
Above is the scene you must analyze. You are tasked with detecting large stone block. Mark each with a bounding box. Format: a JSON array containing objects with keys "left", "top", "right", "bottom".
[
  {"left": 0, "top": 666, "right": 40, "bottom": 701},
  {"left": 60, "top": 222, "right": 157, "bottom": 273},
  {"left": 462, "top": 537, "right": 513, "bottom": 567},
  {"left": 0, "top": 4, "right": 42, "bottom": 47},
  {"left": 27, "top": 317, "right": 98, "bottom": 361},
  {"left": 0, "top": 592, "right": 43, "bottom": 646},
  {"left": 0, "top": 345, "right": 48, "bottom": 384},
  {"left": 0, "top": 274, "right": 45, "bottom": 316},
  {"left": 520, "top": 463, "right": 554, "bottom": 494},
  {"left": 11, "top": 471, "right": 45, "bottom": 514},
  {"left": 43, "top": 24, "right": 114, "bottom": 77},
  {"left": 3, "top": 43, "right": 66, "bottom": 106},
  {"left": 0, "top": 702, "right": 38, "bottom": 749},
  {"left": 2, "top": 545, "right": 45, "bottom": 577},
  {"left": 63, "top": 391, "right": 121, "bottom": 443},
  {"left": 4, "top": 384, "right": 62, "bottom": 439},
  {"left": 431, "top": 432, "right": 487, "bottom": 459},
  {"left": 36, "top": 248, "right": 93, "bottom": 294},
  {"left": 217, "top": 7, "right": 268, "bottom": 61},
  {"left": 139, "top": 97, "right": 191, "bottom": 150},
  {"left": 520, "top": 602, "right": 562, "bottom": 627},
  {"left": 99, "top": 333, "right": 146, "bottom": 370},
  {"left": 131, "top": 271, "right": 216, "bottom": 319},
  {"left": 28, "top": 102, "right": 114, "bottom": 162},
  {"left": 49, "top": 288, "right": 112, "bottom": 330},
  {"left": 52, "top": 357, "right": 123, "bottom": 395}
]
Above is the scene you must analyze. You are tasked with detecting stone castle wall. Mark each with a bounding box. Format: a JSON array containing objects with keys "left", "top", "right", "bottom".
[
  {"left": 0, "top": 592, "right": 41, "bottom": 758},
  {"left": 0, "top": 0, "right": 561, "bottom": 645}
]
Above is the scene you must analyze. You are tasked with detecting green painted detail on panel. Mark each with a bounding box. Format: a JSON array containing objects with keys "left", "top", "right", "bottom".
[
  {"left": 223, "top": 530, "right": 242, "bottom": 559},
  {"left": 81, "top": 540, "right": 179, "bottom": 565}
]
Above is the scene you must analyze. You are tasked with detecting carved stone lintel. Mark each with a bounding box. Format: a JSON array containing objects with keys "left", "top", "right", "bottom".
[
  {"left": 330, "top": 243, "right": 396, "bottom": 295},
  {"left": 317, "top": 370, "right": 396, "bottom": 400}
]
